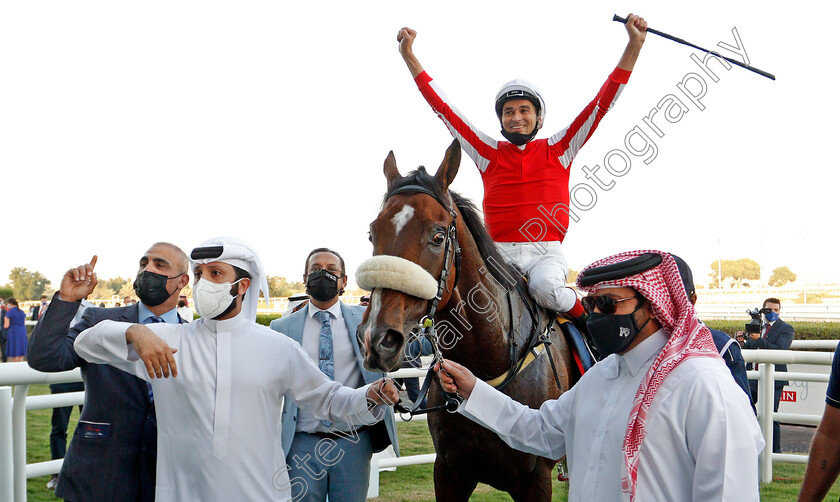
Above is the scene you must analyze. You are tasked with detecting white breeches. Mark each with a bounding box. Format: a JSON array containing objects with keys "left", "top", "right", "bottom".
[{"left": 496, "top": 241, "right": 577, "bottom": 313}]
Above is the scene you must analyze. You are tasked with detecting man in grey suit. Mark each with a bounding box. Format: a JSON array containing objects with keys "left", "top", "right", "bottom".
[
  {"left": 744, "top": 296, "right": 795, "bottom": 453},
  {"left": 27, "top": 243, "right": 190, "bottom": 502},
  {"left": 270, "top": 248, "right": 398, "bottom": 502}
]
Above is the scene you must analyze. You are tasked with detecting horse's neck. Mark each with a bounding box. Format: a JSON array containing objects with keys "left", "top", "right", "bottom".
[{"left": 438, "top": 252, "right": 515, "bottom": 381}]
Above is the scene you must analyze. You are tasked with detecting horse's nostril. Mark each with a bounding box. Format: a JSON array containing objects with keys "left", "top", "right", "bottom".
[{"left": 379, "top": 329, "right": 404, "bottom": 353}]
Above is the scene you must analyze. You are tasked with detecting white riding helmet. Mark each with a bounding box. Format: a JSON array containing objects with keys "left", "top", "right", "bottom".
[{"left": 494, "top": 79, "right": 546, "bottom": 130}]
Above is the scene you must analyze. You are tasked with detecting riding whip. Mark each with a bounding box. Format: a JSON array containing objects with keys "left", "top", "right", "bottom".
[{"left": 612, "top": 14, "right": 775, "bottom": 80}]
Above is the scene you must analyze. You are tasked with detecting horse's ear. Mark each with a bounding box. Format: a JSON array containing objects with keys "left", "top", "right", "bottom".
[
  {"left": 435, "top": 139, "right": 461, "bottom": 190},
  {"left": 384, "top": 151, "right": 401, "bottom": 189}
]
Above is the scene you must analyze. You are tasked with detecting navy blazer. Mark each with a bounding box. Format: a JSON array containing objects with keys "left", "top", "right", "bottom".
[
  {"left": 270, "top": 302, "right": 399, "bottom": 457},
  {"left": 28, "top": 293, "right": 184, "bottom": 502},
  {"left": 708, "top": 327, "right": 754, "bottom": 411},
  {"left": 744, "top": 318, "right": 795, "bottom": 387}
]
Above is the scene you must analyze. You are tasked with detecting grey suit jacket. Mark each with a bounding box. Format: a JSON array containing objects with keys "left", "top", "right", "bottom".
[{"left": 270, "top": 301, "right": 399, "bottom": 456}]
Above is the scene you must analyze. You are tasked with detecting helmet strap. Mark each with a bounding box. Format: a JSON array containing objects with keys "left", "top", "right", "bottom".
[{"left": 500, "top": 127, "right": 539, "bottom": 146}]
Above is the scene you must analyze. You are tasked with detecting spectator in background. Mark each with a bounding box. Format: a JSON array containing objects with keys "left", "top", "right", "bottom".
[
  {"left": 270, "top": 248, "right": 399, "bottom": 502},
  {"left": 38, "top": 295, "right": 49, "bottom": 320},
  {"left": 0, "top": 297, "right": 7, "bottom": 362},
  {"left": 282, "top": 292, "right": 309, "bottom": 317},
  {"left": 4, "top": 297, "right": 27, "bottom": 362},
  {"left": 177, "top": 294, "right": 194, "bottom": 322},
  {"left": 744, "top": 297, "right": 794, "bottom": 454},
  {"left": 672, "top": 255, "right": 754, "bottom": 411}
]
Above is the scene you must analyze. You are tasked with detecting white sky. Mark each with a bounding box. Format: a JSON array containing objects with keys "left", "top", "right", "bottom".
[{"left": 1, "top": 1, "right": 836, "bottom": 291}]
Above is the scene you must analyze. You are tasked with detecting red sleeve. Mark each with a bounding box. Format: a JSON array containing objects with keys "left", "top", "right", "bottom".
[
  {"left": 413, "top": 71, "right": 497, "bottom": 172},
  {"left": 549, "top": 67, "right": 632, "bottom": 164}
]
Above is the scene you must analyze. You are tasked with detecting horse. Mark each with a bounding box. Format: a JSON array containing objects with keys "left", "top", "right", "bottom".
[{"left": 356, "top": 139, "right": 580, "bottom": 501}]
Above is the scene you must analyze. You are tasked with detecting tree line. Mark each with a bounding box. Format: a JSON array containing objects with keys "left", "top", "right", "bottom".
[
  {"left": 2, "top": 268, "right": 307, "bottom": 301},
  {"left": 2, "top": 259, "right": 798, "bottom": 301},
  {"left": 709, "top": 259, "right": 797, "bottom": 288}
]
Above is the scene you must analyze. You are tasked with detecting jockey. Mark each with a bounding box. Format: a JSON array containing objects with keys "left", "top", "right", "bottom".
[{"left": 397, "top": 14, "right": 647, "bottom": 323}]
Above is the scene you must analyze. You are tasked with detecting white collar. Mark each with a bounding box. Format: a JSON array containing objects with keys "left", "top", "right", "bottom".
[
  {"left": 307, "top": 301, "right": 342, "bottom": 320},
  {"left": 620, "top": 329, "right": 669, "bottom": 377},
  {"left": 201, "top": 311, "right": 248, "bottom": 333}
]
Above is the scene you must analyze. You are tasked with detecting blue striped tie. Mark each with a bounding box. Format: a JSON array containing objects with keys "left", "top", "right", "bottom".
[
  {"left": 142, "top": 315, "right": 165, "bottom": 402},
  {"left": 315, "top": 310, "right": 334, "bottom": 427}
]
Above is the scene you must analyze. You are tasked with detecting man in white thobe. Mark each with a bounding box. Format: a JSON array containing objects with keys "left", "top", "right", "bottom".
[
  {"left": 436, "top": 250, "right": 764, "bottom": 502},
  {"left": 74, "top": 237, "right": 398, "bottom": 502}
]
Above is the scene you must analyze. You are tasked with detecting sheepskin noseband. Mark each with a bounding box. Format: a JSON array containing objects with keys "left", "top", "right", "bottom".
[{"left": 356, "top": 255, "right": 438, "bottom": 300}]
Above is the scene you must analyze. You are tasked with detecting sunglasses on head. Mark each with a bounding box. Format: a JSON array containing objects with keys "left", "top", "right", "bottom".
[{"left": 582, "top": 293, "right": 641, "bottom": 315}]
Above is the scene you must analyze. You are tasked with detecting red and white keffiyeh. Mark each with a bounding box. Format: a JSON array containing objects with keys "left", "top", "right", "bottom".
[{"left": 577, "top": 250, "right": 719, "bottom": 501}]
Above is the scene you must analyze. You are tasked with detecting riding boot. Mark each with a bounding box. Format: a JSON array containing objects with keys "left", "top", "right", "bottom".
[
  {"left": 560, "top": 296, "right": 601, "bottom": 362},
  {"left": 562, "top": 296, "right": 589, "bottom": 333}
]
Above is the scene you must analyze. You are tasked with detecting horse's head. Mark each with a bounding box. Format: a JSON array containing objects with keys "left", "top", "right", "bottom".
[{"left": 356, "top": 140, "right": 462, "bottom": 372}]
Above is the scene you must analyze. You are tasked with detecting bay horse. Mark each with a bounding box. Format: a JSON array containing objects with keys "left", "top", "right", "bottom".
[{"left": 356, "top": 140, "right": 579, "bottom": 501}]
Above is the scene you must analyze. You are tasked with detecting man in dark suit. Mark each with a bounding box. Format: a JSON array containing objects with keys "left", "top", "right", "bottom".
[
  {"left": 270, "top": 248, "right": 398, "bottom": 502},
  {"left": 27, "top": 243, "right": 190, "bottom": 502},
  {"left": 744, "top": 297, "right": 794, "bottom": 453},
  {"left": 0, "top": 297, "right": 7, "bottom": 362},
  {"left": 671, "top": 255, "right": 753, "bottom": 409}
]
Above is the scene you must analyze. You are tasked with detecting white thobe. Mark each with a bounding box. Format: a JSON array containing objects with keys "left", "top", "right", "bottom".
[
  {"left": 462, "top": 329, "right": 765, "bottom": 502},
  {"left": 74, "top": 312, "right": 378, "bottom": 502}
]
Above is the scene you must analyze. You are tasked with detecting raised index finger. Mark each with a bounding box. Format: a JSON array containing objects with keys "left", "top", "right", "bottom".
[{"left": 89, "top": 255, "right": 98, "bottom": 269}]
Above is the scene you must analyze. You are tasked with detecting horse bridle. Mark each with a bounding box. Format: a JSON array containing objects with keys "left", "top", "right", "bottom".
[
  {"left": 381, "top": 184, "right": 564, "bottom": 416},
  {"left": 384, "top": 184, "right": 462, "bottom": 415}
]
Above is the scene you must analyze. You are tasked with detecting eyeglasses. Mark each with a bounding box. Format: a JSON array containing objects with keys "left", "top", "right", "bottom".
[
  {"left": 582, "top": 294, "right": 639, "bottom": 315},
  {"left": 308, "top": 265, "right": 342, "bottom": 276}
]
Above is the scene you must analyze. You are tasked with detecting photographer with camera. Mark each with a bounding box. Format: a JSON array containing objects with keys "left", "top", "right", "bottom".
[{"left": 741, "top": 297, "right": 794, "bottom": 454}]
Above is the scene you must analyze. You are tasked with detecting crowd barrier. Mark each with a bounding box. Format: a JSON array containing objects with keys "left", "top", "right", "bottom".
[{"left": 1, "top": 342, "right": 837, "bottom": 501}]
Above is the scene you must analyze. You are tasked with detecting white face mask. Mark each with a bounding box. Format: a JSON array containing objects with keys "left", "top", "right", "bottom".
[{"left": 193, "top": 278, "right": 243, "bottom": 320}]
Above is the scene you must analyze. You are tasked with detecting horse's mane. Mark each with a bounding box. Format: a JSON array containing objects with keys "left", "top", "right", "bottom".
[{"left": 383, "top": 167, "right": 525, "bottom": 289}]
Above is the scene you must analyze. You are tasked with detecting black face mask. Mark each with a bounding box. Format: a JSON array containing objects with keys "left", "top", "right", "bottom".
[
  {"left": 133, "top": 271, "right": 181, "bottom": 307},
  {"left": 306, "top": 270, "right": 341, "bottom": 302},
  {"left": 585, "top": 301, "right": 652, "bottom": 358},
  {"left": 500, "top": 127, "right": 539, "bottom": 146}
]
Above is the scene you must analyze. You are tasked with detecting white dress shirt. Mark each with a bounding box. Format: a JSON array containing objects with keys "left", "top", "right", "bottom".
[
  {"left": 74, "top": 312, "right": 378, "bottom": 502},
  {"left": 297, "top": 301, "right": 364, "bottom": 433},
  {"left": 462, "top": 329, "right": 764, "bottom": 501}
]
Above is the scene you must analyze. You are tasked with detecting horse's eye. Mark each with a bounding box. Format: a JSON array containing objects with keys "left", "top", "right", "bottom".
[
  {"left": 431, "top": 232, "right": 445, "bottom": 246},
  {"left": 368, "top": 231, "right": 373, "bottom": 243}
]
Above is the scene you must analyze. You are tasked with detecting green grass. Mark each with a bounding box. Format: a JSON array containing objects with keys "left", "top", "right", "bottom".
[
  {"left": 25, "top": 384, "right": 82, "bottom": 502},
  {"left": 19, "top": 386, "right": 840, "bottom": 501}
]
